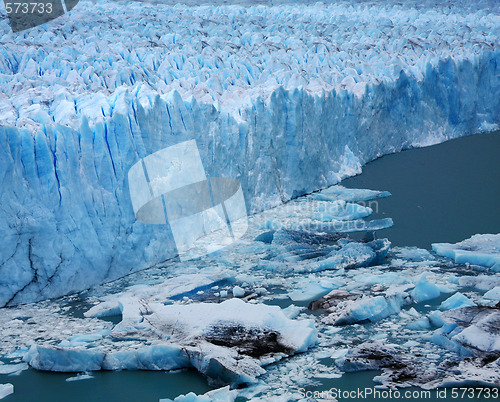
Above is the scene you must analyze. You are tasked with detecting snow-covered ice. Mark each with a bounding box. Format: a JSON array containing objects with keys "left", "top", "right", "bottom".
[
  {"left": 0, "top": 223, "right": 499, "bottom": 397},
  {"left": 0, "top": 0, "right": 499, "bottom": 397},
  {"left": 26, "top": 297, "right": 317, "bottom": 386}
]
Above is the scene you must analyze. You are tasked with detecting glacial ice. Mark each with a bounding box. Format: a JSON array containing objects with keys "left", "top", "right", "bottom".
[
  {"left": 432, "top": 306, "right": 500, "bottom": 354},
  {"left": 433, "top": 234, "right": 500, "bottom": 269},
  {"left": 288, "top": 277, "right": 344, "bottom": 302},
  {"left": 232, "top": 286, "right": 245, "bottom": 298},
  {"left": 311, "top": 186, "right": 391, "bottom": 203},
  {"left": 0, "top": 0, "right": 499, "bottom": 305},
  {"left": 0, "top": 362, "right": 28, "bottom": 375},
  {"left": 410, "top": 275, "right": 442, "bottom": 303},
  {"left": 160, "top": 386, "right": 237, "bottom": 402},
  {"left": 65, "top": 373, "right": 94, "bottom": 382},
  {"left": 483, "top": 286, "right": 500, "bottom": 302},
  {"left": 1, "top": 227, "right": 499, "bottom": 397},
  {"left": 26, "top": 298, "right": 318, "bottom": 387},
  {"left": 0, "top": 384, "right": 13, "bottom": 400},
  {"left": 440, "top": 292, "right": 477, "bottom": 311}
]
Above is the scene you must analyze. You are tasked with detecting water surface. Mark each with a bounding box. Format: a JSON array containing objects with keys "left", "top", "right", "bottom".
[{"left": 343, "top": 130, "right": 500, "bottom": 248}]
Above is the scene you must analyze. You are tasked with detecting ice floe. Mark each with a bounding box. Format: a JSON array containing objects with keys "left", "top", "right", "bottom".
[
  {"left": 433, "top": 234, "right": 500, "bottom": 270},
  {"left": 0, "top": 384, "right": 13, "bottom": 400}
]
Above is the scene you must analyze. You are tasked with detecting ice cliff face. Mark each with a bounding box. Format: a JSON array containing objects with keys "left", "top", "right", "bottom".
[{"left": 0, "top": 0, "right": 499, "bottom": 305}]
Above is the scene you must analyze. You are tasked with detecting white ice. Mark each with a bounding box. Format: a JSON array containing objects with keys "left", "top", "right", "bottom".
[{"left": 0, "top": 384, "right": 13, "bottom": 400}]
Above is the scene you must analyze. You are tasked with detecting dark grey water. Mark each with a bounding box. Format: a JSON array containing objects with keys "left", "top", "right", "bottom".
[
  {"left": 1, "top": 131, "right": 499, "bottom": 401},
  {"left": 343, "top": 130, "right": 500, "bottom": 249},
  {"left": 0, "top": 368, "right": 211, "bottom": 402}
]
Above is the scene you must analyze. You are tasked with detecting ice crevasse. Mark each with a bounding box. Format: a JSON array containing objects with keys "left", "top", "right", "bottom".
[{"left": 0, "top": 0, "right": 499, "bottom": 305}]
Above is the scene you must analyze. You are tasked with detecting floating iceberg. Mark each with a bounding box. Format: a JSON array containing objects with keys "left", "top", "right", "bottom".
[
  {"left": 311, "top": 186, "right": 391, "bottom": 203},
  {"left": 440, "top": 293, "right": 476, "bottom": 311},
  {"left": 433, "top": 234, "right": 500, "bottom": 269},
  {"left": 160, "top": 386, "right": 237, "bottom": 402},
  {"left": 0, "top": 384, "right": 13, "bottom": 400},
  {"left": 27, "top": 298, "right": 317, "bottom": 386}
]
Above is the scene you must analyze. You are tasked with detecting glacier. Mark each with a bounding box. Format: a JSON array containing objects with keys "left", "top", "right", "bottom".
[{"left": 0, "top": 0, "right": 499, "bottom": 305}]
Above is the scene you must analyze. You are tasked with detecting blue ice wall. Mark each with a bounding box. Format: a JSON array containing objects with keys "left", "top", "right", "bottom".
[{"left": 0, "top": 51, "right": 499, "bottom": 305}]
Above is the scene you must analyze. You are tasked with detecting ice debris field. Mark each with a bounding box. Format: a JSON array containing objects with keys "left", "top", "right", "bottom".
[
  {"left": 0, "top": 0, "right": 499, "bottom": 305},
  {"left": 0, "top": 185, "right": 499, "bottom": 400}
]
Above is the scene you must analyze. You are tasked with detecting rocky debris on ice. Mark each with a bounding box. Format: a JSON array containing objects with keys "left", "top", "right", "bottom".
[
  {"left": 26, "top": 299, "right": 317, "bottom": 386},
  {"left": 334, "top": 335, "right": 500, "bottom": 389},
  {"left": 433, "top": 234, "right": 500, "bottom": 271},
  {"left": 311, "top": 284, "right": 412, "bottom": 325},
  {"left": 432, "top": 305, "right": 500, "bottom": 354},
  {"left": 334, "top": 342, "right": 422, "bottom": 387}
]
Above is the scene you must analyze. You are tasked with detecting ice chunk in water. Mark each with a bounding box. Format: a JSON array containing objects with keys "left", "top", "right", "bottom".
[
  {"left": 483, "top": 286, "right": 500, "bottom": 302},
  {"left": 410, "top": 280, "right": 441, "bottom": 303},
  {"left": 0, "top": 384, "right": 14, "bottom": 400},
  {"left": 312, "top": 186, "right": 391, "bottom": 202},
  {"left": 440, "top": 293, "right": 476, "bottom": 311},
  {"left": 161, "top": 386, "right": 237, "bottom": 402},
  {"left": 432, "top": 234, "right": 500, "bottom": 268}
]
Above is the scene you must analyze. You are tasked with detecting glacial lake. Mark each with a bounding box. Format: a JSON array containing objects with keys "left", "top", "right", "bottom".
[{"left": 1, "top": 130, "right": 498, "bottom": 401}]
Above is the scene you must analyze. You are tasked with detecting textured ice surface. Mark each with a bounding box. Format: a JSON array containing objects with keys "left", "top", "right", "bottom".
[
  {"left": 483, "top": 287, "right": 500, "bottom": 302},
  {"left": 440, "top": 292, "right": 476, "bottom": 310},
  {"left": 433, "top": 234, "right": 500, "bottom": 269},
  {"left": 26, "top": 297, "right": 317, "bottom": 386},
  {"left": 432, "top": 306, "right": 500, "bottom": 354},
  {"left": 0, "top": 0, "right": 499, "bottom": 305}
]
